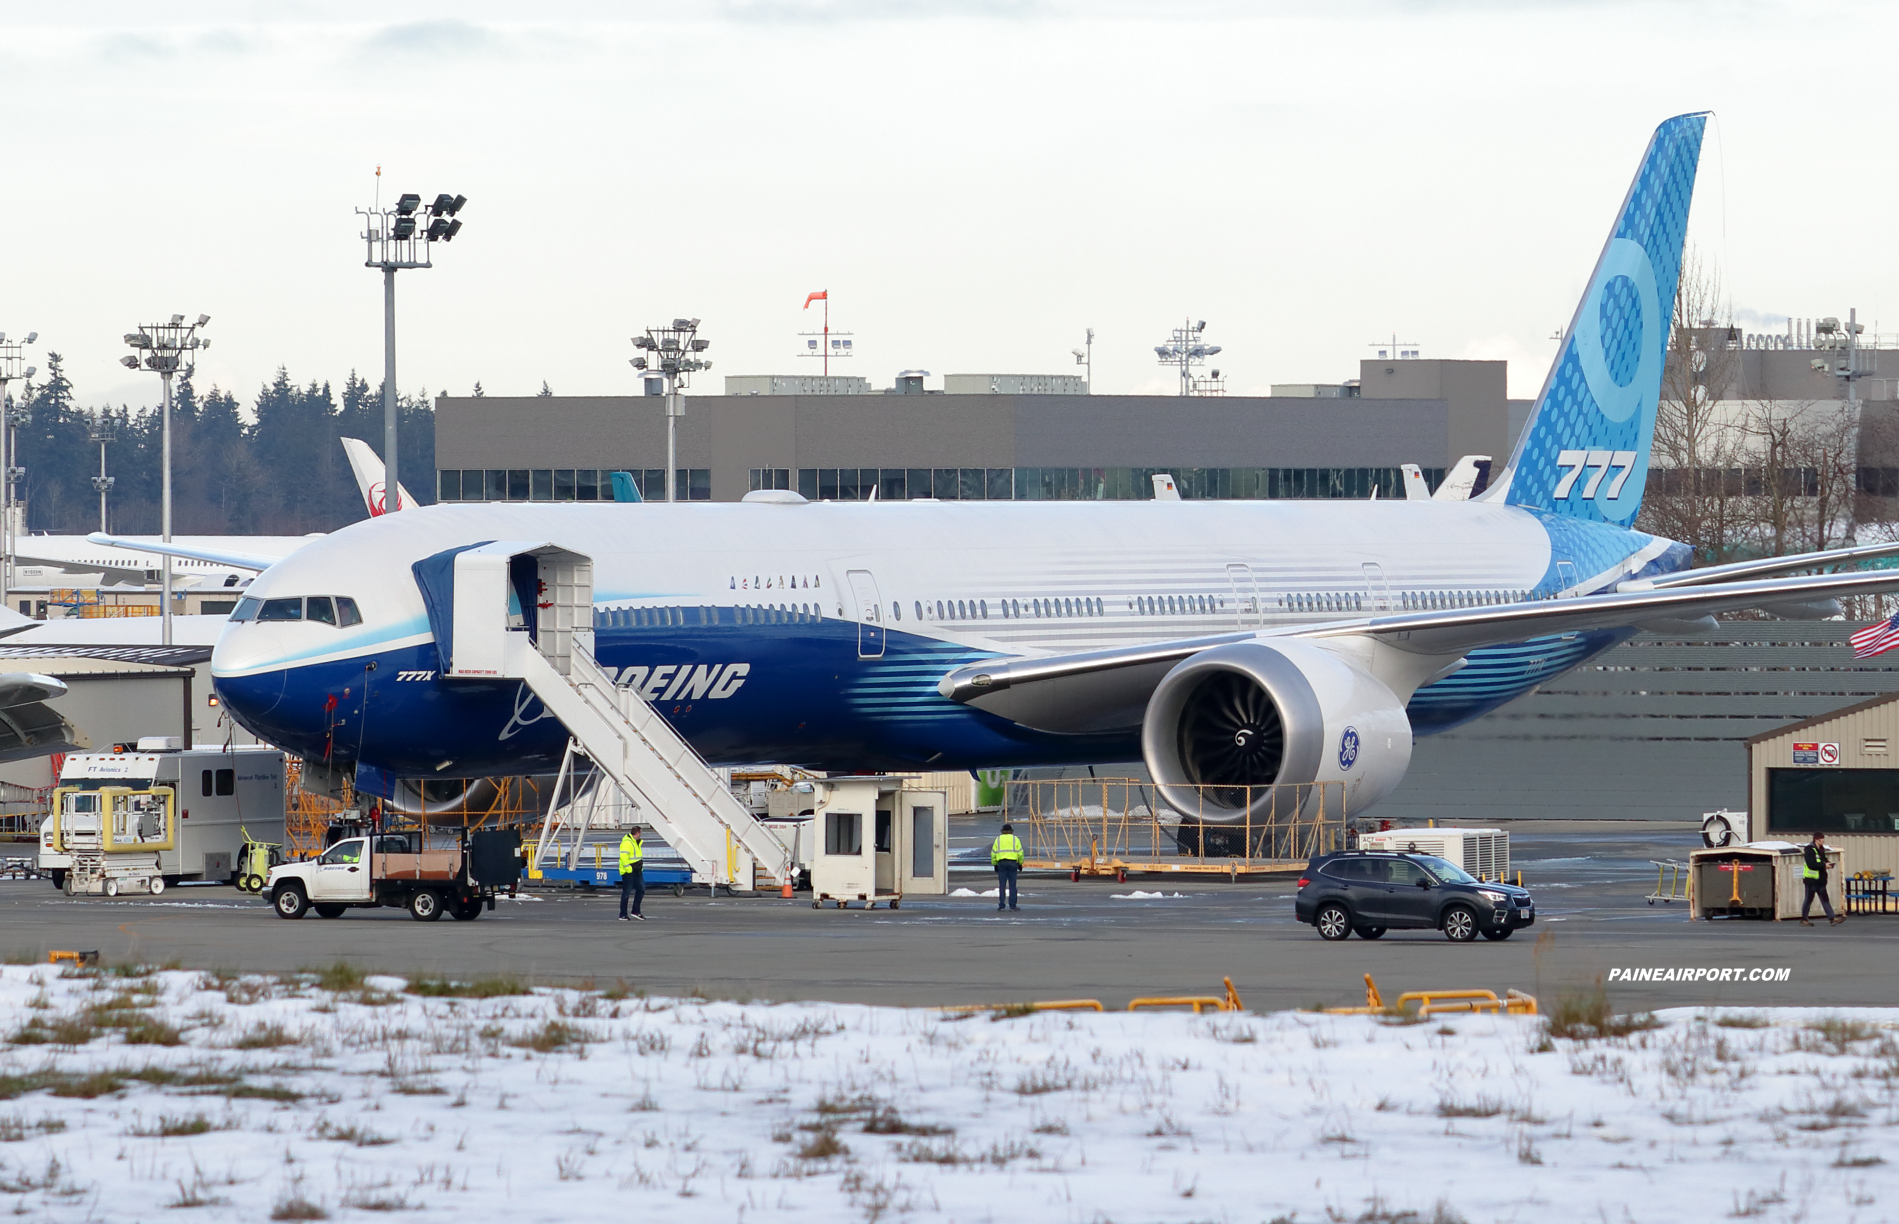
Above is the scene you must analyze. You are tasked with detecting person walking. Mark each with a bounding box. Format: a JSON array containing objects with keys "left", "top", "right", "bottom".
[
  {"left": 1799, "top": 830, "right": 1842, "bottom": 926},
  {"left": 990, "top": 822, "right": 1024, "bottom": 912},
  {"left": 618, "top": 825, "right": 646, "bottom": 922}
]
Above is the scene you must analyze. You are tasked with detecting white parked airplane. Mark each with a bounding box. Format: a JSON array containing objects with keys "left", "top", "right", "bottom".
[
  {"left": 16, "top": 438, "right": 405, "bottom": 607},
  {"left": 142, "top": 115, "right": 1899, "bottom": 825}
]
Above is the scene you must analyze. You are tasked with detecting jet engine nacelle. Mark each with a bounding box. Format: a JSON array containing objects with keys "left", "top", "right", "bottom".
[{"left": 1140, "top": 640, "right": 1413, "bottom": 824}]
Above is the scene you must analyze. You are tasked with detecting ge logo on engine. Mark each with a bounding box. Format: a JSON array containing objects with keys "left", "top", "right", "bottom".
[{"left": 1338, "top": 726, "right": 1360, "bottom": 772}]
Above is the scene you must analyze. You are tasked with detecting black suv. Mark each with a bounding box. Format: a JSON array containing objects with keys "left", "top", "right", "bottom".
[{"left": 1294, "top": 850, "right": 1535, "bottom": 942}]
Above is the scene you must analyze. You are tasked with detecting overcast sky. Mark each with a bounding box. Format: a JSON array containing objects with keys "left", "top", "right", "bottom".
[{"left": 4, "top": 1, "right": 1893, "bottom": 414}]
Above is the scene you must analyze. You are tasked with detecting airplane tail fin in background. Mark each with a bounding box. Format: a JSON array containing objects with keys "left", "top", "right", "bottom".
[
  {"left": 341, "top": 437, "right": 416, "bottom": 516},
  {"left": 1488, "top": 113, "right": 1708, "bottom": 525}
]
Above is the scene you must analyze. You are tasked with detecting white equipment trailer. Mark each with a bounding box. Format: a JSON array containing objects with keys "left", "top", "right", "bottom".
[
  {"left": 1357, "top": 827, "right": 1510, "bottom": 882},
  {"left": 45, "top": 743, "right": 286, "bottom": 892}
]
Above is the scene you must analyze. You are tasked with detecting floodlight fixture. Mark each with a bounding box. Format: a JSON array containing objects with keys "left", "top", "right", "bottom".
[
  {"left": 359, "top": 186, "right": 468, "bottom": 510},
  {"left": 1156, "top": 318, "right": 1226, "bottom": 396},
  {"left": 634, "top": 316, "right": 711, "bottom": 502},
  {"left": 119, "top": 312, "right": 210, "bottom": 645},
  {"left": 0, "top": 326, "right": 50, "bottom": 604}
]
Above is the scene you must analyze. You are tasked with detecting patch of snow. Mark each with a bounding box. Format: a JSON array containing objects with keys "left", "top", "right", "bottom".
[
  {"left": 1110, "top": 890, "right": 1187, "bottom": 899},
  {"left": 949, "top": 887, "right": 999, "bottom": 897},
  {"left": 0, "top": 965, "right": 1888, "bottom": 1222}
]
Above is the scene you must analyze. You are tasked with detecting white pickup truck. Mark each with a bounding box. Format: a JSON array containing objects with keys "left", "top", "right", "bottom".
[{"left": 266, "top": 829, "right": 521, "bottom": 922}]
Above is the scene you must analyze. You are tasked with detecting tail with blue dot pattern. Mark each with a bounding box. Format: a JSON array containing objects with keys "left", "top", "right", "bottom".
[{"left": 1493, "top": 113, "right": 1708, "bottom": 525}]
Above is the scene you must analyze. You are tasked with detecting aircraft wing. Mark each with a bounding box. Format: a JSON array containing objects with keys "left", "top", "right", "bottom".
[
  {"left": 1626, "top": 539, "right": 1899, "bottom": 589},
  {"left": 940, "top": 567, "right": 1899, "bottom": 732},
  {"left": 0, "top": 673, "right": 87, "bottom": 763},
  {"left": 85, "top": 533, "right": 283, "bottom": 573},
  {"left": 12, "top": 550, "right": 150, "bottom": 585}
]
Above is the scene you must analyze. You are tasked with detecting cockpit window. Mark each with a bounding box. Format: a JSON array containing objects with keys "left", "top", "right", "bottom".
[{"left": 243, "top": 596, "right": 363, "bottom": 627}]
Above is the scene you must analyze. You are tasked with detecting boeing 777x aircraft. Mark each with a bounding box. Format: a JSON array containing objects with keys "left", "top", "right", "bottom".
[{"left": 183, "top": 113, "right": 1899, "bottom": 827}]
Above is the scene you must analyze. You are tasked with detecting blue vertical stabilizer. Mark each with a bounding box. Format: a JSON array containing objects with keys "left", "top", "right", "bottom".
[{"left": 1496, "top": 113, "right": 1708, "bottom": 525}]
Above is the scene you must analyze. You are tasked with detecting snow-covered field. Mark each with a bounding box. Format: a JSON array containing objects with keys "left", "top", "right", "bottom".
[{"left": 0, "top": 963, "right": 1893, "bottom": 1223}]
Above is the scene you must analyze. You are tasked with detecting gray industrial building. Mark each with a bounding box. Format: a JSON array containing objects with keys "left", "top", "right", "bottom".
[{"left": 432, "top": 358, "right": 1518, "bottom": 505}]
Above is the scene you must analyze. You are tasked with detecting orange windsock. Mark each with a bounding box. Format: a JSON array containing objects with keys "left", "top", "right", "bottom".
[{"left": 803, "top": 290, "right": 828, "bottom": 309}]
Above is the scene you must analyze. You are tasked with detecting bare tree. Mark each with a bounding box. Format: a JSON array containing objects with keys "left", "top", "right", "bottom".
[{"left": 1638, "top": 248, "right": 1748, "bottom": 561}]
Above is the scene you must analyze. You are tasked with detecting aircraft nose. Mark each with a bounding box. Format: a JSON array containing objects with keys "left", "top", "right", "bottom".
[{"left": 210, "top": 626, "right": 289, "bottom": 715}]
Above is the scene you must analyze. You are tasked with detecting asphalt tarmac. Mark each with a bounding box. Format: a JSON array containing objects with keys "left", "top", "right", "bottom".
[{"left": 3, "top": 820, "right": 1892, "bottom": 1013}]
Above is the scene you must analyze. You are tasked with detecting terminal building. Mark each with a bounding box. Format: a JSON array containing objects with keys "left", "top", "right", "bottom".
[{"left": 431, "top": 358, "right": 1519, "bottom": 506}]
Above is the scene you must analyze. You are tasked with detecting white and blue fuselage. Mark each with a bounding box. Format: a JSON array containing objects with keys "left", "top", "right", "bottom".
[{"left": 208, "top": 498, "right": 1689, "bottom": 780}]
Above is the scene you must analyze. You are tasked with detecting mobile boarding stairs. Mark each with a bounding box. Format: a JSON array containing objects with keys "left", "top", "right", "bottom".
[{"left": 420, "top": 541, "right": 792, "bottom": 891}]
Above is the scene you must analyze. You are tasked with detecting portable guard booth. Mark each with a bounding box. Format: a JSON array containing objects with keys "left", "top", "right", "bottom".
[{"left": 808, "top": 777, "right": 947, "bottom": 908}]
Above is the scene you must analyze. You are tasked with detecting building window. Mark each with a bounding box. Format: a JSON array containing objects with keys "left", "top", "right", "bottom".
[
  {"left": 438, "top": 470, "right": 461, "bottom": 501},
  {"left": 750, "top": 468, "right": 791, "bottom": 492},
  {"left": 531, "top": 469, "right": 554, "bottom": 501},
  {"left": 1768, "top": 767, "right": 1899, "bottom": 834}
]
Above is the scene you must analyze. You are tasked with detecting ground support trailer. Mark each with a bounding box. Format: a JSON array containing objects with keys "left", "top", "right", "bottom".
[
  {"left": 43, "top": 744, "right": 286, "bottom": 891},
  {"left": 267, "top": 828, "right": 522, "bottom": 922}
]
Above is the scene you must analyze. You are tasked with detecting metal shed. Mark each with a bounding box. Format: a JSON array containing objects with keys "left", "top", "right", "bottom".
[{"left": 1745, "top": 690, "right": 1899, "bottom": 881}]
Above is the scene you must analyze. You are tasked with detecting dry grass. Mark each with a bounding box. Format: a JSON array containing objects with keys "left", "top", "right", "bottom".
[
  {"left": 407, "top": 974, "right": 528, "bottom": 999},
  {"left": 1542, "top": 981, "right": 1660, "bottom": 1041}
]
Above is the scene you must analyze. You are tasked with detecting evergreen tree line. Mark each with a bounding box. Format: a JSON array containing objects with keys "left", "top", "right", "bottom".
[{"left": 3, "top": 354, "right": 436, "bottom": 536}]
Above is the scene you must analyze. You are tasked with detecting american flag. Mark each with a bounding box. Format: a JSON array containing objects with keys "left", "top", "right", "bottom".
[{"left": 1851, "top": 613, "right": 1899, "bottom": 658}]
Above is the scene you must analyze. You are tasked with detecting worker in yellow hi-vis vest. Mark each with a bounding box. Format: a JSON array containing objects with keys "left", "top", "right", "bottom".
[
  {"left": 618, "top": 826, "right": 646, "bottom": 922},
  {"left": 990, "top": 822, "right": 1025, "bottom": 912}
]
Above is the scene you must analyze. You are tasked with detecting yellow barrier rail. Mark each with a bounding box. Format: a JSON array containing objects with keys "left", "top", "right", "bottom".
[
  {"left": 1325, "top": 973, "right": 1537, "bottom": 1017},
  {"left": 944, "top": 977, "right": 1245, "bottom": 1016}
]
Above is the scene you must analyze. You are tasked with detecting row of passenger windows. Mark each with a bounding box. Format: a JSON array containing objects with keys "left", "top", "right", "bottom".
[
  {"left": 1402, "top": 590, "right": 1531, "bottom": 610},
  {"left": 592, "top": 588, "right": 1542, "bottom": 632},
  {"left": 230, "top": 596, "right": 363, "bottom": 626}
]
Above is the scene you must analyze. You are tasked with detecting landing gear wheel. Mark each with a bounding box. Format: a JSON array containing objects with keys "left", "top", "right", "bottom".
[
  {"left": 408, "top": 890, "right": 443, "bottom": 922},
  {"left": 149, "top": 877, "right": 164, "bottom": 896},
  {"left": 1353, "top": 926, "right": 1386, "bottom": 940},
  {"left": 1480, "top": 927, "right": 1513, "bottom": 941},
  {"left": 1315, "top": 903, "right": 1352, "bottom": 941},
  {"left": 273, "top": 885, "right": 309, "bottom": 919},
  {"left": 450, "top": 899, "right": 483, "bottom": 922},
  {"left": 1442, "top": 905, "right": 1479, "bottom": 943},
  {"left": 104, "top": 879, "right": 119, "bottom": 898},
  {"left": 314, "top": 904, "right": 346, "bottom": 919}
]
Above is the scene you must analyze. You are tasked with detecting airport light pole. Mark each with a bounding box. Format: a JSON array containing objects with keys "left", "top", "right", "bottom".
[
  {"left": 357, "top": 190, "right": 466, "bottom": 512},
  {"left": 630, "top": 319, "right": 711, "bottom": 503},
  {"left": 1072, "top": 327, "right": 1094, "bottom": 394},
  {"left": 122, "top": 315, "right": 210, "bottom": 646},
  {"left": 89, "top": 414, "right": 115, "bottom": 533},
  {"left": 1155, "top": 319, "right": 1221, "bottom": 397},
  {"left": 0, "top": 332, "right": 37, "bottom": 609}
]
